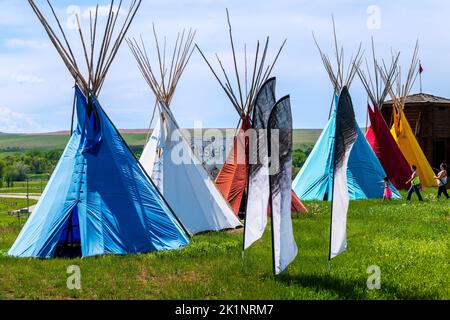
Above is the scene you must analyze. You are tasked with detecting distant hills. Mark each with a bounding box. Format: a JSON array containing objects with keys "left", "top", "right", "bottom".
[
  {"left": 0, "top": 129, "right": 323, "bottom": 151},
  {"left": 30, "top": 129, "right": 150, "bottom": 136}
]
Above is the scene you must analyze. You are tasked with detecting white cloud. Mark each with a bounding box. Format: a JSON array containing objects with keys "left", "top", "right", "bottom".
[
  {"left": 82, "top": 5, "right": 127, "bottom": 19},
  {"left": 5, "top": 38, "right": 48, "bottom": 49},
  {"left": 0, "top": 106, "right": 42, "bottom": 133},
  {"left": 10, "top": 74, "right": 45, "bottom": 85},
  {"left": 66, "top": 4, "right": 127, "bottom": 30},
  {"left": 1, "top": 0, "right": 450, "bottom": 132}
]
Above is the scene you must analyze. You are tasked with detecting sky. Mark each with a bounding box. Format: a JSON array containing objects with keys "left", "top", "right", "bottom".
[{"left": 0, "top": 0, "right": 449, "bottom": 133}]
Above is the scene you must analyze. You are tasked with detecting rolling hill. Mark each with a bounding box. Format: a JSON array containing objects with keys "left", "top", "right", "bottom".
[{"left": 0, "top": 129, "right": 323, "bottom": 152}]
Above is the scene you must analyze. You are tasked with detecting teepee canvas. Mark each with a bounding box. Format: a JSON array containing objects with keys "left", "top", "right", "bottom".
[
  {"left": 128, "top": 28, "right": 242, "bottom": 234},
  {"left": 390, "top": 108, "right": 435, "bottom": 187},
  {"left": 197, "top": 10, "right": 307, "bottom": 215},
  {"left": 356, "top": 43, "right": 411, "bottom": 190},
  {"left": 292, "top": 23, "right": 401, "bottom": 201},
  {"left": 9, "top": 1, "right": 189, "bottom": 258},
  {"left": 382, "top": 43, "right": 435, "bottom": 187}
]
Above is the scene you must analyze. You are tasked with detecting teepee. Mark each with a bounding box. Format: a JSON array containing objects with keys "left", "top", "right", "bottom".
[
  {"left": 356, "top": 41, "right": 411, "bottom": 190},
  {"left": 381, "top": 43, "right": 435, "bottom": 187},
  {"left": 9, "top": 0, "right": 189, "bottom": 259},
  {"left": 292, "top": 21, "right": 401, "bottom": 201},
  {"left": 197, "top": 10, "right": 307, "bottom": 215},
  {"left": 127, "top": 27, "right": 242, "bottom": 234}
]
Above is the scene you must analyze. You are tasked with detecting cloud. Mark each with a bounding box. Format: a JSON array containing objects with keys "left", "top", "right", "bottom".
[
  {"left": 5, "top": 38, "right": 48, "bottom": 49},
  {"left": 81, "top": 5, "right": 127, "bottom": 19},
  {"left": 0, "top": 106, "right": 42, "bottom": 133},
  {"left": 66, "top": 4, "right": 127, "bottom": 30},
  {"left": 10, "top": 74, "right": 45, "bottom": 85},
  {"left": 1, "top": 0, "right": 450, "bottom": 132}
]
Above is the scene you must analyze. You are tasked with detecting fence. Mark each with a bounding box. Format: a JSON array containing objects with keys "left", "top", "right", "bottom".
[{"left": 0, "top": 178, "right": 49, "bottom": 194}]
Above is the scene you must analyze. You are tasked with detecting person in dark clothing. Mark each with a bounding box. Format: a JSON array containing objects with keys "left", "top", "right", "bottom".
[
  {"left": 434, "top": 163, "right": 449, "bottom": 200},
  {"left": 406, "top": 165, "right": 423, "bottom": 202}
]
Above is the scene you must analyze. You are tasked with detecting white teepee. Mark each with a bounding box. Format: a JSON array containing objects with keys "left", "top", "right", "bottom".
[{"left": 128, "top": 28, "right": 242, "bottom": 235}]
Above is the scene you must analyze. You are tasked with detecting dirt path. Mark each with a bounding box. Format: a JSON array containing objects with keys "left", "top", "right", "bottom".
[{"left": 0, "top": 194, "right": 40, "bottom": 212}]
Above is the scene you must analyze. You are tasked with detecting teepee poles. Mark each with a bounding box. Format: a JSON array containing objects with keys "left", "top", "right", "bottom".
[
  {"left": 196, "top": 9, "right": 286, "bottom": 121},
  {"left": 313, "top": 19, "right": 363, "bottom": 119},
  {"left": 127, "top": 27, "right": 196, "bottom": 106},
  {"left": 380, "top": 41, "right": 420, "bottom": 113},
  {"left": 127, "top": 26, "right": 195, "bottom": 147},
  {"left": 28, "top": 0, "right": 142, "bottom": 96},
  {"left": 356, "top": 38, "right": 400, "bottom": 110}
]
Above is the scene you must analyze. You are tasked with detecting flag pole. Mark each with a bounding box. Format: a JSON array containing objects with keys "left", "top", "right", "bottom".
[
  {"left": 419, "top": 60, "right": 423, "bottom": 93},
  {"left": 328, "top": 161, "right": 336, "bottom": 274},
  {"left": 242, "top": 186, "right": 246, "bottom": 272},
  {"left": 267, "top": 123, "right": 277, "bottom": 276},
  {"left": 242, "top": 127, "right": 251, "bottom": 273},
  {"left": 328, "top": 98, "right": 339, "bottom": 274},
  {"left": 269, "top": 184, "right": 276, "bottom": 276}
]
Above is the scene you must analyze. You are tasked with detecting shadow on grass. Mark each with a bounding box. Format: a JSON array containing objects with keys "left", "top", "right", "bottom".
[
  {"left": 277, "top": 273, "right": 438, "bottom": 300},
  {"left": 277, "top": 273, "right": 368, "bottom": 299}
]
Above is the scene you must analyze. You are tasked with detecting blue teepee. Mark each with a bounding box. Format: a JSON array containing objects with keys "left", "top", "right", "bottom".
[
  {"left": 8, "top": 87, "right": 189, "bottom": 258},
  {"left": 292, "top": 97, "right": 401, "bottom": 201}
]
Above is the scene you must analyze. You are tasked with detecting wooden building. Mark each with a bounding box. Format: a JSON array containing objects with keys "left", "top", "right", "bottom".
[{"left": 382, "top": 93, "right": 450, "bottom": 169}]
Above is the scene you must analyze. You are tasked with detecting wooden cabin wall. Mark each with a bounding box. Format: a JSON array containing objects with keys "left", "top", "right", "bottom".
[{"left": 381, "top": 102, "right": 450, "bottom": 169}]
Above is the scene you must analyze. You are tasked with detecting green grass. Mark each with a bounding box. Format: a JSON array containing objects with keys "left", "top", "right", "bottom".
[
  {"left": 0, "top": 134, "right": 70, "bottom": 151},
  {"left": 0, "top": 189, "right": 448, "bottom": 300},
  {"left": 0, "top": 180, "right": 48, "bottom": 195},
  {"left": 293, "top": 129, "right": 322, "bottom": 147},
  {"left": 0, "top": 197, "right": 38, "bottom": 287},
  {"left": 0, "top": 198, "right": 37, "bottom": 214}
]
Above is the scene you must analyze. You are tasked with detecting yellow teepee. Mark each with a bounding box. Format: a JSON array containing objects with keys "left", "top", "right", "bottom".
[
  {"left": 390, "top": 103, "right": 435, "bottom": 187},
  {"left": 381, "top": 41, "right": 436, "bottom": 187}
]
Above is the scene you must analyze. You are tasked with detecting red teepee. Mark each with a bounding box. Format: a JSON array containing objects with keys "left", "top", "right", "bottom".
[
  {"left": 199, "top": 13, "right": 307, "bottom": 216},
  {"left": 291, "top": 191, "right": 308, "bottom": 213},
  {"left": 365, "top": 104, "right": 411, "bottom": 190},
  {"left": 216, "top": 119, "right": 308, "bottom": 215},
  {"left": 215, "top": 119, "right": 251, "bottom": 214}
]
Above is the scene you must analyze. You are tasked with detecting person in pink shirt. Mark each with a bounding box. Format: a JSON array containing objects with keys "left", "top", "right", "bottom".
[{"left": 383, "top": 177, "right": 393, "bottom": 201}]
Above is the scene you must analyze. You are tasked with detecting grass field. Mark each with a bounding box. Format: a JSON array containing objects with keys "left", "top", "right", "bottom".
[
  {"left": 0, "top": 190, "right": 448, "bottom": 300},
  {"left": 0, "top": 198, "right": 38, "bottom": 232},
  {"left": 0, "top": 180, "right": 48, "bottom": 195},
  {"left": 0, "top": 198, "right": 37, "bottom": 213}
]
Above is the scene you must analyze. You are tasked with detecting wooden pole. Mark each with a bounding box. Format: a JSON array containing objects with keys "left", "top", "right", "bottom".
[{"left": 70, "top": 82, "right": 77, "bottom": 135}]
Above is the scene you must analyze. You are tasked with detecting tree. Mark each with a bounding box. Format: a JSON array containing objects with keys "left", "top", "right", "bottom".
[
  {"left": 292, "top": 146, "right": 314, "bottom": 179},
  {"left": 13, "top": 161, "right": 29, "bottom": 181},
  {"left": 4, "top": 166, "right": 14, "bottom": 188},
  {"left": 0, "top": 160, "right": 5, "bottom": 188},
  {"left": 29, "top": 156, "right": 48, "bottom": 174},
  {"left": 25, "top": 148, "right": 43, "bottom": 158}
]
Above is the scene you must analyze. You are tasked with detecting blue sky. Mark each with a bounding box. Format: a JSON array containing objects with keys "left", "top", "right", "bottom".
[{"left": 0, "top": 0, "right": 449, "bottom": 133}]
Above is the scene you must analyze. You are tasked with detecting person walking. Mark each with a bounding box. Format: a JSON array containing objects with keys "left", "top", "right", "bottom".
[
  {"left": 434, "top": 163, "right": 449, "bottom": 200},
  {"left": 382, "top": 177, "right": 393, "bottom": 201},
  {"left": 406, "top": 165, "right": 423, "bottom": 202}
]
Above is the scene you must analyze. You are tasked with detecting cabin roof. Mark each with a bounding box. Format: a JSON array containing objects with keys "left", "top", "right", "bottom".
[{"left": 384, "top": 93, "right": 450, "bottom": 105}]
